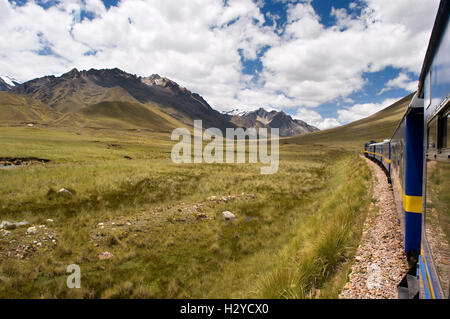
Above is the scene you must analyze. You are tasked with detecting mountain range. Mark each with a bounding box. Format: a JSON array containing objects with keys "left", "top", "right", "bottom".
[
  {"left": 224, "top": 108, "right": 319, "bottom": 137},
  {"left": 0, "top": 68, "right": 318, "bottom": 136}
]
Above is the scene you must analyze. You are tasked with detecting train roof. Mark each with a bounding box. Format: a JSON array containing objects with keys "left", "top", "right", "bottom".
[
  {"left": 369, "top": 140, "right": 390, "bottom": 146},
  {"left": 418, "top": 0, "right": 450, "bottom": 98}
]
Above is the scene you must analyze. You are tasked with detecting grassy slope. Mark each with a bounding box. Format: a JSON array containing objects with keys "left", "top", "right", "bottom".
[
  {"left": 79, "top": 101, "right": 185, "bottom": 132},
  {"left": 40, "top": 83, "right": 141, "bottom": 113},
  {"left": 0, "top": 90, "right": 187, "bottom": 132},
  {"left": 0, "top": 92, "right": 58, "bottom": 124},
  {"left": 0, "top": 94, "right": 410, "bottom": 298},
  {"left": 284, "top": 93, "right": 413, "bottom": 150}
]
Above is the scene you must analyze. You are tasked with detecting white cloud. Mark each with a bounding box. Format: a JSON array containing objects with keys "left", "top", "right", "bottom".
[
  {"left": 259, "top": 0, "right": 439, "bottom": 109},
  {"left": 0, "top": 0, "right": 440, "bottom": 129},
  {"left": 295, "top": 97, "right": 401, "bottom": 129},
  {"left": 378, "top": 72, "right": 417, "bottom": 95},
  {"left": 336, "top": 97, "right": 399, "bottom": 123},
  {"left": 294, "top": 107, "right": 341, "bottom": 130}
]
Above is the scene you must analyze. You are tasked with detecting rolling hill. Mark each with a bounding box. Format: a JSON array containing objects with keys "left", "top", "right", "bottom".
[
  {"left": 78, "top": 101, "right": 185, "bottom": 132},
  {"left": 0, "top": 91, "right": 58, "bottom": 124},
  {"left": 283, "top": 93, "right": 414, "bottom": 150}
]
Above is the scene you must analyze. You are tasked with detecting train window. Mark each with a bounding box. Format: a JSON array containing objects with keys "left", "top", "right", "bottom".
[
  {"left": 428, "top": 117, "right": 438, "bottom": 150},
  {"left": 425, "top": 157, "right": 450, "bottom": 298},
  {"left": 442, "top": 110, "right": 449, "bottom": 149},
  {"left": 425, "top": 105, "right": 450, "bottom": 298},
  {"left": 425, "top": 72, "right": 432, "bottom": 109}
]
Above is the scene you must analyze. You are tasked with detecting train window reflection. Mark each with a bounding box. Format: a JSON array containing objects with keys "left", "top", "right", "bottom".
[
  {"left": 428, "top": 118, "right": 438, "bottom": 150},
  {"left": 443, "top": 112, "right": 449, "bottom": 149},
  {"left": 425, "top": 159, "right": 450, "bottom": 298}
]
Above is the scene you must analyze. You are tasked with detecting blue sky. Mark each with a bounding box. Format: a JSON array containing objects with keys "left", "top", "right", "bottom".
[{"left": 0, "top": 0, "right": 440, "bottom": 128}]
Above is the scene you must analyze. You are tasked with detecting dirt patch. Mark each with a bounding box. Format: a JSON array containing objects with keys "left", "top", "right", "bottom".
[
  {"left": 0, "top": 223, "right": 58, "bottom": 259},
  {"left": 339, "top": 156, "right": 409, "bottom": 299},
  {"left": 90, "top": 193, "right": 257, "bottom": 246},
  {"left": 0, "top": 157, "right": 50, "bottom": 169}
]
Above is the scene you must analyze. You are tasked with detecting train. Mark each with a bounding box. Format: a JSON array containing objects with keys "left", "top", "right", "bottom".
[{"left": 364, "top": 1, "right": 449, "bottom": 299}]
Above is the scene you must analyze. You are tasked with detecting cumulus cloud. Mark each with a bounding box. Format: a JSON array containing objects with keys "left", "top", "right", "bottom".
[
  {"left": 296, "top": 97, "right": 402, "bottom": 129},
  {"left": 294, "top": 108, "right": 341, "bottom": 130},
  {"left": 0, "top": 0, "right": 440, "bottom": 130},
  {"left": 336, "top": 97, "right": 399, "bottom": 123},
  {"left": 378, "top": 72, "right": 417, "bottom": 95},
  {"left": 260, "top": 0, "right": 438, "bottom": 107}
]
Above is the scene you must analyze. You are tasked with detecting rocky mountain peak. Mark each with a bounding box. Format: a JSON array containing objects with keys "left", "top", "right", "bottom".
[
  {"left": 141, "top": 74, "right": 187, "bottom": 92},
  {"left": 63, "top": 68, "right": 80, "bottom": 77},
  {"left": 226, "top": 107, "right": 319, "bottom": 137}
]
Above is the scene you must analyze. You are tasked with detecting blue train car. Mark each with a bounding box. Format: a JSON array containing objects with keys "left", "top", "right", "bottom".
[
  {"left": 417, "top": 0, "right": 450, "bottom": 299},
  {"left": 363, "top": 1, "right": 449, "bottom": 299},
  {"left": 390, "top": 93, "right": 424, "bottom": 265},
  {"left": 364, "top": 139, "right": 391, "bottom": 177}
]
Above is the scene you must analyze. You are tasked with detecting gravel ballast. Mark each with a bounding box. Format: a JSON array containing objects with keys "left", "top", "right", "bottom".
[{"left": 339, "top": 156, "right": 409, "bottom": 299}]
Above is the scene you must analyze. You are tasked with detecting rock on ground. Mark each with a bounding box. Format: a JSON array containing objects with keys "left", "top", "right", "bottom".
[
  {"left": 26, "top": 226, "right": 37, "bottom": 235},
  {"left": 1, "top": 221, "right": 29, "bottom": 230},
  {"left": 98, "top": 251, "right": 114, "bottom": 260},
  {"left": 339, "top": 156, "right": 409, "bottom": 299},
  {"left": 222, "top": 211, "right": 236, "bottom": 221}
]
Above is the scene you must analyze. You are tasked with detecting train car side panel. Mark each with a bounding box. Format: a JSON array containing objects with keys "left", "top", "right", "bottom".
[
  {"left": 404, "top": 109, "right": 424, "bottom": 257},
  {"left": 419, "top": 1, "right": 450, "bottom": 299}
]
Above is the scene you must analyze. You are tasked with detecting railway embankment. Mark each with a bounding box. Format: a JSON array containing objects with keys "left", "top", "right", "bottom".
[{"left": 339, "top": 156, "right": 409, "bottom": 298}]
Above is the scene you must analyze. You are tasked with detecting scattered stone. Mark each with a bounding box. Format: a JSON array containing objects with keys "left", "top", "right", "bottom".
[
  {"left": 57, "top": 188, "right": 73, "bottom": 196},
  {"left": 16, "top": 221, "right": 30, "bottom": 227},
  {"left": 98, "top": 222, "right": 104, "bottom": 226},
  {"left": 98, "top": 251, "right": 114, "bottom": 260},
  {"left": 3, "top": 230, "right": 11, "bottom": 237},
  {"left": 0, "top": 221, "right": 15, "bottom": 230},
  {"left": 26, "top": 226, "right": 37, "bottom": 235},
  {"left": 222, "top": 211, "right": 236, "bottom": 221},
  {"left": 46, "top": 219, "right": 54, "bottom": 223},
  {"left": 1, "top": 220, "right": 29, "bottom": 230}
]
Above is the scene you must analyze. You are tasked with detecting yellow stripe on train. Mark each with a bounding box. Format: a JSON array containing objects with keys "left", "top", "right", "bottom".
[
  {"left": 363, "top": 150, "right": 391, "bottom": 163},
  {"left": 403, "top": 194, "right": 423, "bottom": 213}
]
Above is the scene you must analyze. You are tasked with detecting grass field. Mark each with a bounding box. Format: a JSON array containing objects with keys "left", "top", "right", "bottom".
[{"left": 0, "top": 94, "right": 410, "bottom": 298}]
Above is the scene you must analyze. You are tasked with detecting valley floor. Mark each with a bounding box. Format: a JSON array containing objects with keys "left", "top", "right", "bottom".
[{"left": 0, "top": 126, "right": 373, "bottom": 298}]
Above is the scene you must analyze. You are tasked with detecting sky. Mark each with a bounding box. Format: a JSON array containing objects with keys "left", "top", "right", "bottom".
[{"left": 0, "top": 0, "right": 441, "bottom": 129}]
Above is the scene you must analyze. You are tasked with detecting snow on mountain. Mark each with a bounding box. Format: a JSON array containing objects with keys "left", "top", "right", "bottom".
[
  {"left": 0, "top": 75, "right": 20, "bottom": 87},
  {"left": 222, "top": 109, "right": 248, "bottom": 117}
]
